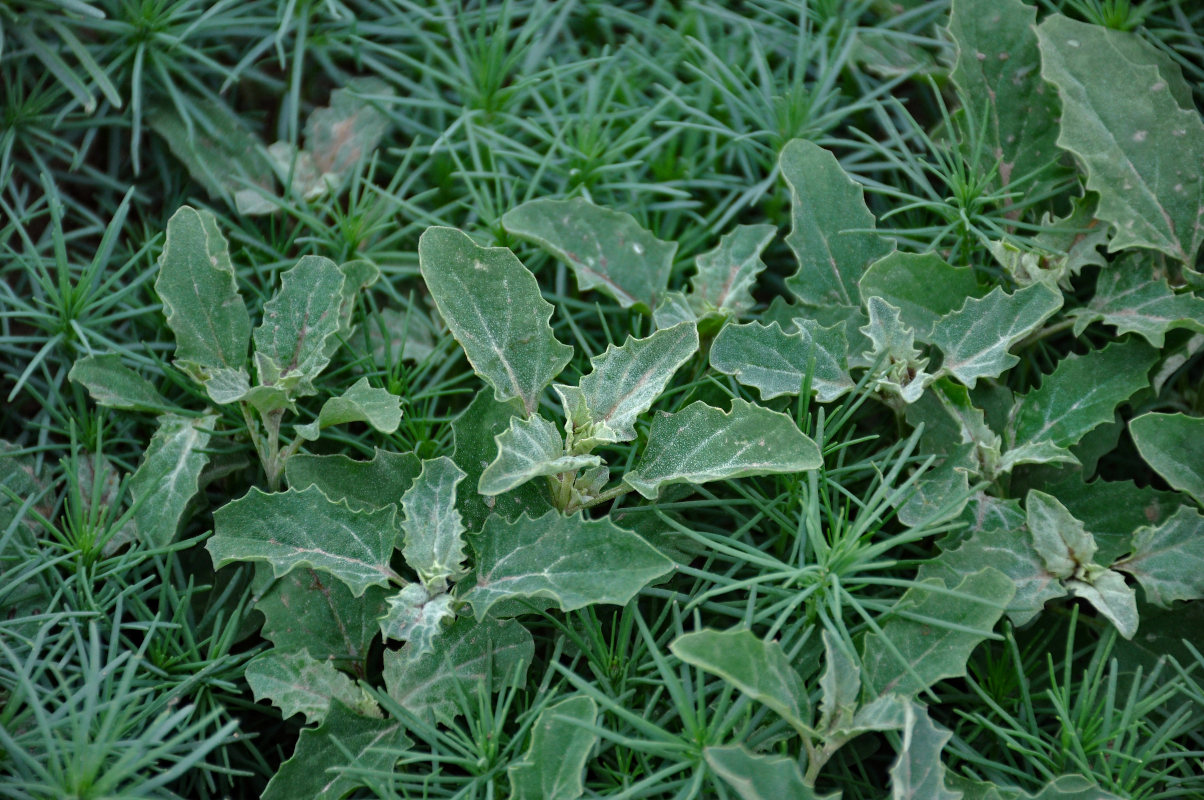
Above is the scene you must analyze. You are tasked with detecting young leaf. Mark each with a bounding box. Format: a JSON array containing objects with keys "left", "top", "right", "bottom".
[
  {"left": 948, "top": 0, "right": 1064, "bottom": 197},
  {"left": 704, "top": 746, "right": 821, "bottom": 800},
  {"left": 918, "top": 495, "right": 1067, "bottom": 627},
  {"left": 451, "top": 393, "right": 553, "bottom": 530},
  {"left": 127, "top": 413, "right": 216, "bottom": 549},
  {"left": 1040, "top": 473, "right": 1181, "bottom": 564},
  {"left": 931, "top": 283, "right": 1062, "bottom": 388},
  {"left": 861, "top": 569, "right": 1014, "bottom": 699},
  {"left": 401, "top": 456, "right": 468, "bottom": 594},
  {"left": 508, "top": 695, "right": 599, "bottom": 800},
  {"left": 1025, "top": 490, "right": 1097, "bottom": 579},
  {"left": 710, "top": 319, "right": 854, "bottom": 403},
  {"left": 1066, "top": 569, "right": 1138, "bottom": 640},
  {"left": 860, "top": 296, "right": 934, "bottom": 404},
  {"left": 1008, "top": 339, "right": 1158, "bottom": 453},
  {"left": 688, "top": 223, "right": 776, "bottom": 317},
  {"left": 889, "top": 703, "right": 962, "bottom": 800},
  {"left": 460, "top": 511, "right": 673, "bottom": 619},
  {"left": 379, "top": 584, "right": 455, "bottom": 655},
  {"left": 780, "top": 139, "right": 893, "bottom": 310},
  {"left": 256, "top": 568, "right": 388, "bottom": 669},
  {"left": 670, "top": 628, "right": 811, "bottom": 735},
  {"left": 858, "top": 252, "right": 985, "bottom": 341},
  {"left": 296, "top": 377, "right": 402, "bottom": 441},
  {"left": 652, "top": 291, "right": 698, "bottom": 330},
  {"left": 155, "top": 206, "right": 251, "bottom": 388},
  {"left": 418, "top": 227, "right": 572, "bottom": 416},
  {"left": 383, "top": 616, "right": 533, "bottom": 723},
  {"left": 1070, "top": 252, "right": 1204, "bottom": 346},
  {"left": 479, "top": 414, "right": 601, "bottom": 496},
  {"left": 1115, "top": 506, "right": 1204, "bottom": 607},
  {"left": 209, "top": 485, "right": 399, "bottom": 597},
  {"left": 556, "top": 321, "right": 699, "bottom": 448},
  {"left": 1130, "top": 412, "right": 1204, "bottom": 506},
  {"left": 253, "top": 255, "right": 346, "bottom": 398},
  {"left": 261, "top": 701, "right": 410, "bottom": 800},
  {"left": 1037, "top": 14, "right": 1204, "bottom": 265},
  {"left": 245, "top": 649, "right": 367, "bottom": 725},
  {"left": 68, "top": 354, "right": 171, "bottom": 412},
  {"left": 819, "top": 630, "right": 860, "bottom": 735},
  {"left": 285, "top": 449, "right": 421, "bottom": 511},
  {"left": 501, "top": 197, "right": 676, "bottom": 312},
  {"left": 624, "top": 399, "right": 822, "bottom": 499}
]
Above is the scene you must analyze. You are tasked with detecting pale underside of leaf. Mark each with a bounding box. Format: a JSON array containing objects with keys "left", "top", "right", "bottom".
[
  {"left": 479, "top": 414, "right": 601, "bottom": 496},
  {"left": 401, "top": 456, "right": 468, "bottom": 593},
  {"left": 508, "top": 695, "right": 599, "bottom": 800}
]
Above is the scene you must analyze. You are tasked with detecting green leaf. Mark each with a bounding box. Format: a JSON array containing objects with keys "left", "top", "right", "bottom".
[
  {"left": 452, "top": 393, "right": 553, "bottom": 531},
  {"left": 819, "top": 629, "right": 860, "bottom": 735},
  {"left": 861, "top": 569, "right": 1014, "bottom": 699},
  {"left": 1070, "top": 252, "right": 1204, "bottom": 346},
  {"left": 947, "top": 773, "right": 1126, "bottom": 800},
  {"left": 931, "top": 283, "right": 1062, "bottom": 388},
  {"left": 419, "top": 227, "right": 572, "bottom": 416},
  {"left": 1040, "top": 474, "right": 1181, "bottom": 564},
  {"left": 245, "top": 649, "right": 367, "bottom": 725},
  {"left": 709, "top": 320, "right": 854, "bottom": 403},
  {"left": 401, "top": 456, "right": 468, "bottom": 594},
  {"left": 68, "top": 354, "right": 171, "bottom": 412},
  {"left": 379, "top": 584, "right": 455, "bottom": 654},
  {"left": 501, "top": 197, "right": 676, "bottom": 312},
  {"left": 1130, "top": 412, "right": 1204, "bottom": 506},
  {"left": 209, "top": 485, "right": 398, "bottom": 597},
  {"left": 890, "top": 703, "right": 962, "bottom": 800},
  {"left": 919, "top": 495, "right": 1066, "bottom": 627},
  {"left": 253, "top": 255, "right": 346, "bottom": 398},
  {"left": 479, "top": 414, "right": 601, "bottom": 496},
  {"left": 256, "top": 565, "right": 388, "bottom": 672},
  {"left": 1066, "top": 568, "right": 1138, "bottom": 640},
  {"left": 383, "top": 616, "right": 533, "bottom": 723},
  {"left": 460, "top": 511, "right": 673, "bottom": 619},
  {"left": 906, "top": 379, "right": 1001, "bottom": 468},
  {"left": 155, "top": 206, "right": 251, "bottom": 390},
  {"left": 556, "top": 321, "right": 698, "bottom": 449},
  {"left": 295, "top": 377, "right": 401, "bottom": 441},
  {"left": 508, "top": 695, "right": 599, "bottom": 800},
  {"left": 861, "top": 297, "right": 934, "bottom": 404},
  {"left": 652, "top": 290, "right": 698, "bottom": 330},
  {"left": 1036, "top": 14, "right": 1204, "bottom": 265},
  {"left": 1115, "top": 506, "right": 1204, "bottom": 607},
  {"left": 127, "top": 413, "right": 215, "bottom": 549},
  {"left": 285, "top": 449, "right": 421, "bottom": 511},
  {"left": 948, "top": 0, "right": 1064, "bottom": 196},
  {"left": 1008, "top": 339, "right": 1158, "bottom": 453},
  {"left": 670, "top": 628, "right": 811, "bottom": 735},
  {"left": 859, "top": 252, "right": 985, "bottom": 341},
  {"left": 1025, "top": 490, "right": 1097, "bottom": 579},
  {"left": 624, "top": 399, "right": 822, "bottom": 499},
  {"left": 781, "top": 139, "right": 893, "bottom": 309},
  {"left": 303, "top": 78, "right": 393, "bottom": 190},
  {"left": 261, "top": 701, "right": 409, "bottom": 800},
  {"left": 705, "top": 746, "right": 821, "bottom": 800},
  {"left": 688, "top": 224, "right": 776, "bottom": 317}
]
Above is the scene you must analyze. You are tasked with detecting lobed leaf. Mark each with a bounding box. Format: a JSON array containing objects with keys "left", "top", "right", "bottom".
[
  {"left": 1036, "top": 14, "right": 1204, "bottom": 265},
  {"left": 502, "top": 197, "right": 675, "bottom": 312},
  {"left": 1115, "top": 506, "right": 1204, "bottom": 607},
  {"left": 209, "top": 485, "right": 399, "bottom": 597},
  {"left": 479, "top": 414, "right": 600, "bottom": 496},
  {"left": 709, "top": 319, "right": 854, "bottom": 403},
  {"left": 688, "top": 223, "right": 776, "bottom": 317},
  {"left": 859, "top": 252, "right": 984, "bottom": 341},
  {"left": 285, "top": 449, "right": 421, "bottom": 511},
  {"left": 460, "top": 511, "right": 673, "bottom": 619},
  {"left": 419, "top": 227, "right": 572, "bottom": 416},
  {"left": 624, "top": 399, "right": 822, "bottom": 499},
  {"left": 889, "top": 703, "right": 962, "bottom": 800},
  {"left": 296, "top": 377, "right": 401, "bottom": 441},
  {"left": 1070, "top": 252, "right": 1204, "bottom": 346},
  {"left": 860, "top": 296, "right": 933, "bottom": 404},
  {"left": 253, "top": 255, "right": 346, "bottom": 398},
  {"left": 931, "top": 283, "right": 1062, "bottom": 388},
  {"left": 245, "top": 649, "right": 366, "bottom": 725},
  {"left": 379, "top": 584, "right": 454, "bottom": 655}
]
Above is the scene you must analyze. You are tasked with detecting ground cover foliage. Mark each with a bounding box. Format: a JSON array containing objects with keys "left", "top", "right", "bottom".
[{"left": 2, "top": 0, "right": 1203, "bottom": 797}]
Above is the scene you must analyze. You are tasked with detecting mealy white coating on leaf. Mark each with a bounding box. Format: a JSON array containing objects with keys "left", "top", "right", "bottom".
[
  {"left": 1024, "top": 490, "right": 1097, "bottom": 579},
  {"left": 296, "top": 377, "right": 402, "bottom": 441},
  {"left": 688, "top": 223, "right": 776, "bottom": 317},
  {"left": 710, "top": 319, "right": 854, "bottom": 403},
  {"left": 379, "top": 584, "right": 454, "bottom": 656},
  {"left": 478, "top": 414, "right": 601, "bottom": 496},
  {"left": 704, "top": 746, "right": 820, "bottom": 799},
  {"left": 1129, "top": 412, "right": 1204, "bottom": 506},
  {"left": 508, "top": 696, "right": 599, "bottom": 800},
  {"left": 129, "top": 413, "right": 216, "bottom": 549},
  {"left": 860, "top": 296, "right": 933, "bottom": 404},
  {"left": 1066, "top": 570, "right": 1139, "bottom": 640},
  {"left": 889, "top": 703, "right": 962, "bottom": 800},
  {"left": 244, "top": 649, "right": 364, "bottom": 725},
  {"left": 931, "top": 283, "right": 1062, "bottom": 388},
  {"left": 419, "top": 227, "right": 572, "bottom": 416},
  {"left": 401, "top": 457, "right": 468, "bottom": 594},
  {"left": 1115, "top": 506, "right": 1204, "bottom": 607},
  {"left": 623, "top": 399, "right": 822, "bottom": 499}
]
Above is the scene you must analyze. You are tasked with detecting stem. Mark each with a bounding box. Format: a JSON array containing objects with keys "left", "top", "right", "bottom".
[
  {"left": 571, "top": 482, "right": 635, "bottom": 513},
  {"left": 262, "top": 408, "right": 286, "bottom": 492}
]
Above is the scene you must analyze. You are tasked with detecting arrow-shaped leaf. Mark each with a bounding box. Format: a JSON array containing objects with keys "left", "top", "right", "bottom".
[
  {"left": 419, "top": 227, "right": 572, "bottom": 416},
  {"left": 210, "top": 485, "right": 398, "bottom": 597}
]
